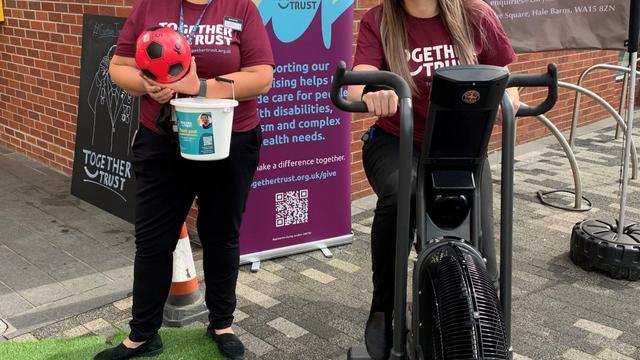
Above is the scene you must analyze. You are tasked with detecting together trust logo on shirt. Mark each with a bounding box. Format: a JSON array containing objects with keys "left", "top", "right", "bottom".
[
  {"left": 406, "top": 44, "right": 458, "bottom": 77},
  {"left": 158, "top": 22, "right": 233, "bottom": 46}
]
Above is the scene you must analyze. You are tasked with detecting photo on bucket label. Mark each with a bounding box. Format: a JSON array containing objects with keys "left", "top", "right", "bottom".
[
  {"left": 199, "top": 113, "right": 212, "bottom": 129},
  {"left": 176, "top": 111, "right": 215, "bottom": 156}
]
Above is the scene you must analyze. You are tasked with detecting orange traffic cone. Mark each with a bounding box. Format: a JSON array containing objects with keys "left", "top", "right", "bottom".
[{"left": 163, "top": 223, "right": 208, "bottom": 327}]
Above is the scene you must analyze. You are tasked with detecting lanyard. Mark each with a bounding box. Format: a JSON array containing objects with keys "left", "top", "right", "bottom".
[{"left": 179, "top": 0, "right": 213, "bottom": 45}]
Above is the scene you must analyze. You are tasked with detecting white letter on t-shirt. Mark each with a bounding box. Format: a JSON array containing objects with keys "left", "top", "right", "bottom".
[
  {"left": 444, "top": 45, "right": 455, "bottom": 59},
  {"left": 424, "top": 62, "right": 435, "bottom": 77},
  {"left": 432, "top": 45, "right": 444, "bottom": 60},
  {"left": 204, "top": 24, "right": 217, "bottom": 34},
  {"left": 423, "top": 47, "right": 434, "bottom": 62},
  {"left": 411, "top": 48, "right": 423, "bottom": 63},
  {"left": 194, "top": 34, "right": 204, "bottom": 46},
  {"left": 162, "top": 22, "right": 178, "bottom": 30}
]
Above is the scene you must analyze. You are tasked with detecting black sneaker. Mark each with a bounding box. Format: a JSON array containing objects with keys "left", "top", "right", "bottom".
[
  {"left": 93, "top": 334, "right": 163, "bottom": 360},
  {"left": 364, "top": 311, "right": 392, "bottom": 360},
  {"left": 207, "top": 328, "right": 245, "bottom": 360}
]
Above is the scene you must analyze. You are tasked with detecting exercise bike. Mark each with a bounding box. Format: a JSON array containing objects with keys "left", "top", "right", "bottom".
[{"left": 330, "top": 62, "right": 558, "bottom": 360}]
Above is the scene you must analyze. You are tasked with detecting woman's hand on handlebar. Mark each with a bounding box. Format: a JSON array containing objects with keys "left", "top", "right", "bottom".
[
  {"left": 496, "top": 80, "right": 521, "bottom": 124},
  {"left": 507, "top": 87, "right": 520, "bottom": 114},
  {"left": 362, "top": 90, "right": 399, "bottom": 117},
  {"left": 346, "top": 65, "right": 399, "bottom": 117}
]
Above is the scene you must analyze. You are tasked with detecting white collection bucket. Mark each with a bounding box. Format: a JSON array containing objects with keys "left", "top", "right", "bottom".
[{"left": 170, "top": 98, "right": 238, "bottom": 161}]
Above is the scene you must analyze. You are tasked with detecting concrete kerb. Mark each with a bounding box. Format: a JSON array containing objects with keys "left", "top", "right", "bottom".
[
  {"left": 0, "top": 319, "right": 17, "bottom": 340},
  {"left": 0, "top": 319, "right": 7, "bottom": 337}
]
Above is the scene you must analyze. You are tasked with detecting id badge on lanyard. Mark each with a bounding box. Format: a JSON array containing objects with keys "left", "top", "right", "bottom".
[
  {"left": 171, "top": 0, "right": 213, "bottom": 132},
  {"left": 178, "top": 0, "right": 213, "bottom": 45}
]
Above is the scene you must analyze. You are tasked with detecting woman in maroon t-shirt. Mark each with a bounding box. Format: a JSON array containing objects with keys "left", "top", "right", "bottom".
[
  {"left": 347, "top": 0, "right": 519, "bottom": 358},
  {"left": 94, "top": 1, "right": 273, "bottom": 359}
]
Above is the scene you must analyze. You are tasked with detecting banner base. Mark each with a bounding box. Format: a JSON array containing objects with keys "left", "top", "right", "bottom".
[{"left": 240, "top": 234, "right": 353, "bottom": 270}]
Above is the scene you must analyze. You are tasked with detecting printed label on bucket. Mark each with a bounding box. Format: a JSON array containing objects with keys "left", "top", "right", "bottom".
[{"left": 177, "top": 111, "right": 216, "bottom": 155}]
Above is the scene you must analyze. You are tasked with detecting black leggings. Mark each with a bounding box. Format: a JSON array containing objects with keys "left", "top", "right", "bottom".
[
  {"left": 362, "top": 126, "right": 496, "bottom": 313},
  {"left": 128, "top": 125, "right": 260, "bottom": 342}
]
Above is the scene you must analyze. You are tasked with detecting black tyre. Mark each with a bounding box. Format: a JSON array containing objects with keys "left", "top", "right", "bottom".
[
  {"left": 414, "top": 241, "right": 509, "bottom": 360},
  {"left": 570, "top": 219, "right": 640, "bottom": 281}
]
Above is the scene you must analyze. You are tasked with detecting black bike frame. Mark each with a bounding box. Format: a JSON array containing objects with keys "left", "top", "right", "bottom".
[{"left": 331, "top": 62, "right": 557, "bottom": 360}]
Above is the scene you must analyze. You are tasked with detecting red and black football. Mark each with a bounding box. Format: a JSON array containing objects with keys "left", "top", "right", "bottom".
[{"left": 135, "top": 26, "right": 191, "bottom": 84}]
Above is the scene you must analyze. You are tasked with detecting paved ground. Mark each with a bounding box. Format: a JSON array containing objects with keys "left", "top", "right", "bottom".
[
  {"left": 1, "top": 118, "right": 640, "bottom": 359},
  {"left": 0, "top": 147, "right": 135, "bottom": 337}
]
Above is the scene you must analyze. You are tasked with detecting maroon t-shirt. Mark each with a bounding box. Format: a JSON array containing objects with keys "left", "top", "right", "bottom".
[
  {"left": 116, "top": 0, "right": 274, "bottom": 133},
  {"left": 354, "top": 4, "right": 516, "bottom": 143}
]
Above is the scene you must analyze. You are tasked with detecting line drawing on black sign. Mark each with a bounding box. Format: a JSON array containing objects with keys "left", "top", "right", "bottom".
[
  {"left": 92, "top": 22, "right": 121, "bottom": 39},
  {"left": 87, "top": 45, "right": 135, "bottom": 153}
]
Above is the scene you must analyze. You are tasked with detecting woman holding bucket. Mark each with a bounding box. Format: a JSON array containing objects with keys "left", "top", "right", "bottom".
[
  {"left": 95, "top": 0, "right": 273, "bottom": 359},
  {"left": 347, "top": 0, "right": 519, "bottom": 358}
]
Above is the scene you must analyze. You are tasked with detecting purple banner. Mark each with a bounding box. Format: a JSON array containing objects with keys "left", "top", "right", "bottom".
[{"left": 239, "top": 1, "right": 354, "bottom": 260}]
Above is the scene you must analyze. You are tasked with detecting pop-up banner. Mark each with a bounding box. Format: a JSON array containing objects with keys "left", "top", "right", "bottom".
[
  {"left": 487, "top": 0, "right": 630, "bottom": 52},
  {"left": 239, "top": 1, "right": 354, "bottom": 266}
]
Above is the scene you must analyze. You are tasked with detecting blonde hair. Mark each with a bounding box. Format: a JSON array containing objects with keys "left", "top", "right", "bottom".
[{"left": 379, "top": 0, "right": 488, "bottom": 93}]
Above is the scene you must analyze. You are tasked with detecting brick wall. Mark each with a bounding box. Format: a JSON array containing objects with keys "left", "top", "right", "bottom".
[
  {"left": 0, "top": 0, "right": 627, "bottom": 200},
  {"left": 0, "top": 0, "right": 134, "bottom": 174}
]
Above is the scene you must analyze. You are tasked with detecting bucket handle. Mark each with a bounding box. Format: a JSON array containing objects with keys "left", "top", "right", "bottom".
[{"left": 215, "top": 76, "right": 236, "bottom": 103}]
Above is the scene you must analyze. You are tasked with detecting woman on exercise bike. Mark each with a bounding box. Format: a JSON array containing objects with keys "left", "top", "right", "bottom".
[{"left": 347, "top": 0, "right": 520, "bottom": 358}]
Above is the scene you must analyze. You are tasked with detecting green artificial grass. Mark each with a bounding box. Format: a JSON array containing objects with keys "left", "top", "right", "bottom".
[{"left": 0, "top": 328, "right": 224, "bottom": 360}]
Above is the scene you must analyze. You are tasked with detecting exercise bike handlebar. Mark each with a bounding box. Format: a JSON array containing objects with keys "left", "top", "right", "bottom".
[
  {"left": 507, "top": 63, "right": 558, "bottom": 117},
  {"left": 332, "top": 61, "right": 558, "bottom": 119},
  {"left": 331, "top": 61, "right": 413, "bottom": 113}
]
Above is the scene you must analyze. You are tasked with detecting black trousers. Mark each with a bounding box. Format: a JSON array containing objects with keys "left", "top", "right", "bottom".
[
  {"left": 128, "top": 125, "right": 261, "bottom": 342},
  {"left": 362, "top": 126, "right": 496, "bottom": 314}
]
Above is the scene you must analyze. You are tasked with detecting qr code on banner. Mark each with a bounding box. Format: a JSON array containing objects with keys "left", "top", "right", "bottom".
[{"left": 275, "top": 190, "right": 309, "bottom": 227}]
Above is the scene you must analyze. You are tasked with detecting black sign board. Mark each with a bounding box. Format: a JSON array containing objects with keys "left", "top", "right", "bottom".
[{"left": 71, "top": 14, "right": 138, "bottom": 223}]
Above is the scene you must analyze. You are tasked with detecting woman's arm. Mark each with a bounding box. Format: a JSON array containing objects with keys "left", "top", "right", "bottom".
[
  {"left": 108, "top": 55, "right": 147, "bottom": 96},
  {"left": 160, "top": 58, "right": 273, "bottom": 102},
  {"left": 346, "top": 64, "right": 377, "bottom": 102},
  {"left": 108, "top": 55, "right": 175, "bottom": 103},
  {"left": 347, "top": 64, "right": 398, "bottom": 117},
  {"left": 203, "top": 64, "right": 273, "bottom": 101}
]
